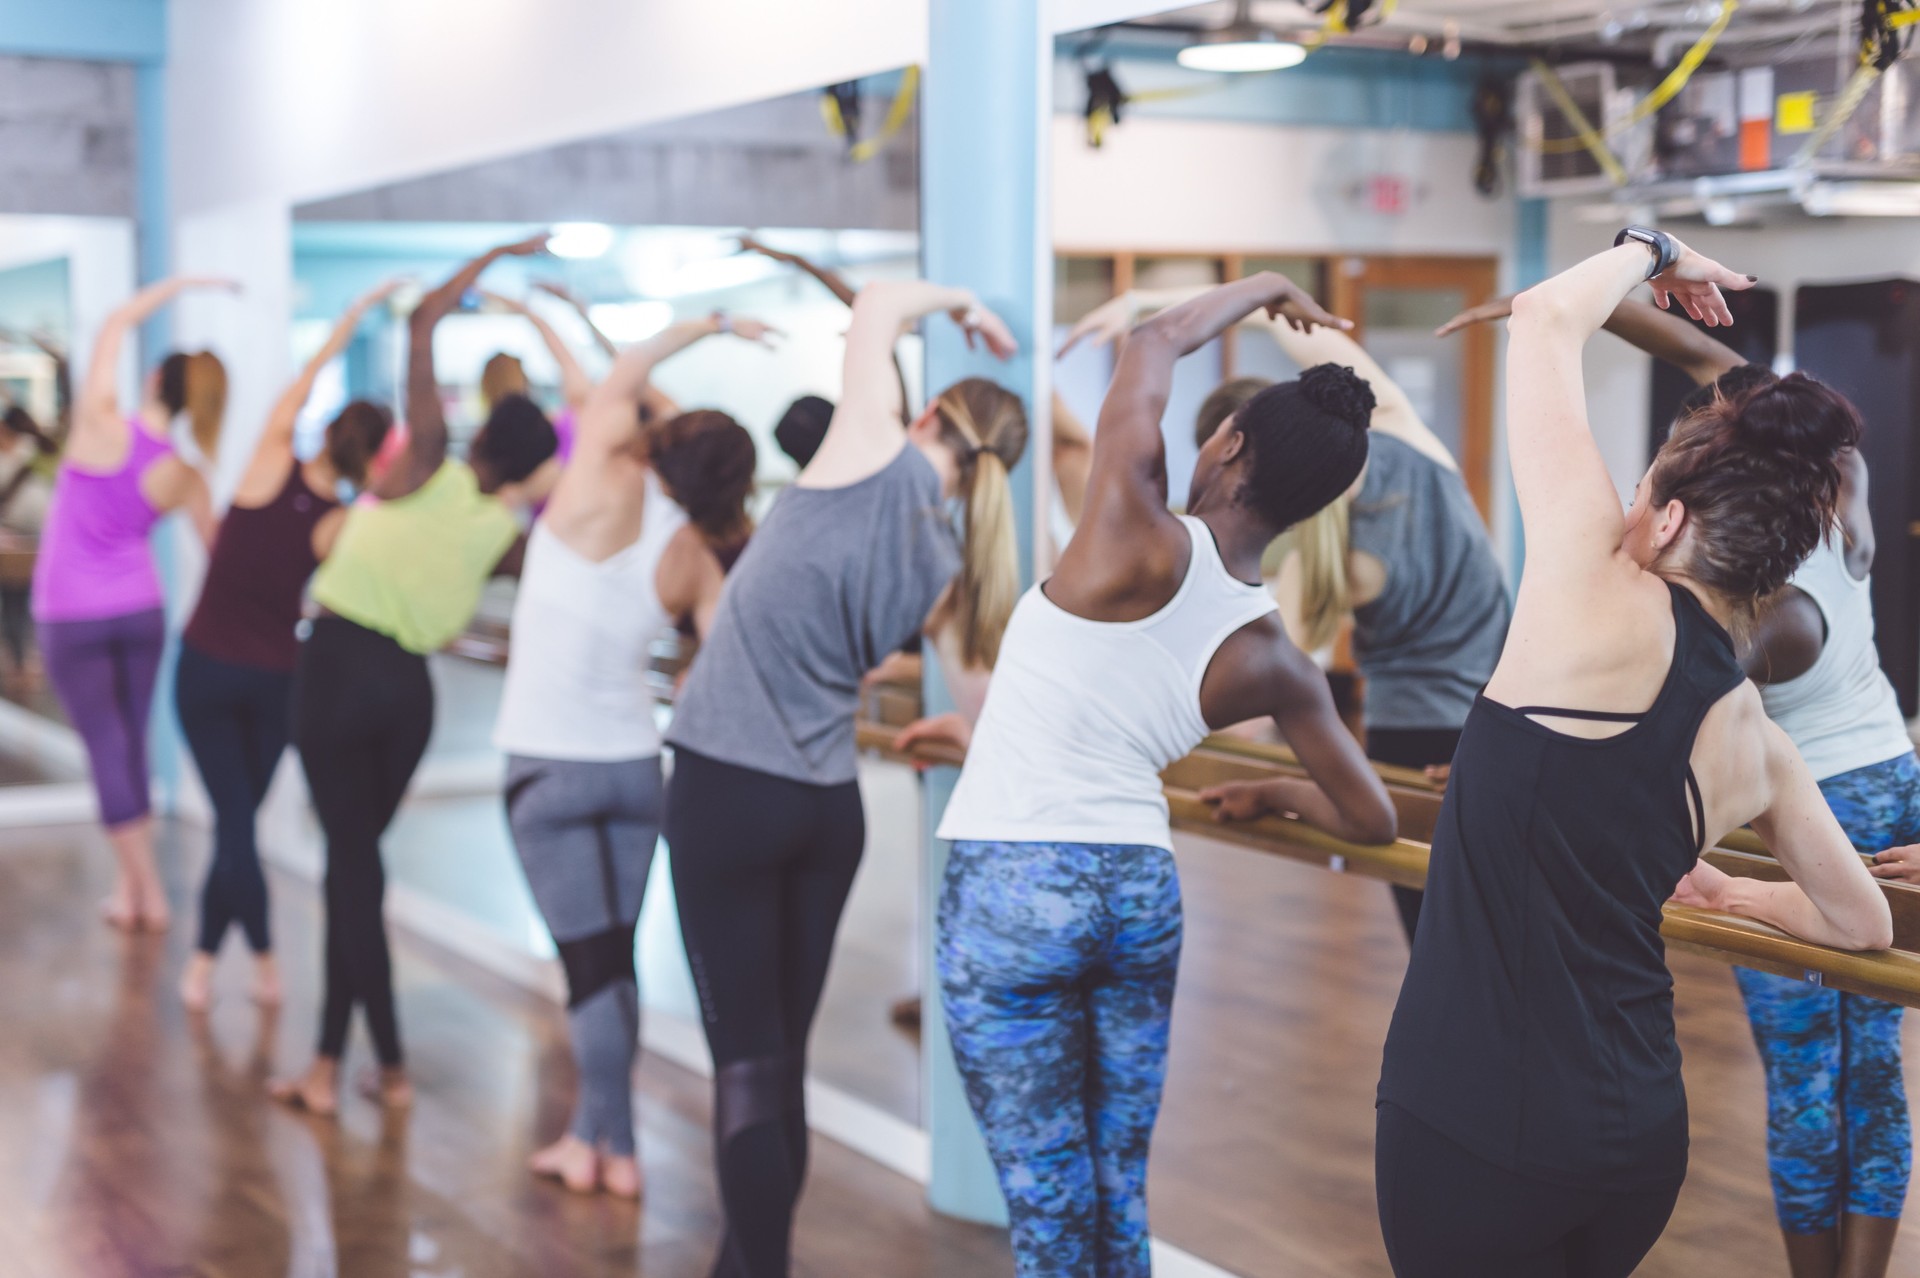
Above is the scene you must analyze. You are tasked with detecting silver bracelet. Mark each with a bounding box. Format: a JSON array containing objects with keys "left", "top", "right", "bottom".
[{"left": 712, "top": 311, "right": 734, "bottom": 335}]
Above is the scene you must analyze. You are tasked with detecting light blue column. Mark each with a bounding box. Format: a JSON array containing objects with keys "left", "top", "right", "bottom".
[{"left": 920, "top": 0, "right": 1050, "bottom": 1225}]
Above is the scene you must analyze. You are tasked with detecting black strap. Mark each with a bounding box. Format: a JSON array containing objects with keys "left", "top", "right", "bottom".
[
  {"left": 1685, "top": 767, "right": 1706, "bottom": 854},
  {"left": 1513, "top": 705, "right": 1643, "bottom": 723}
]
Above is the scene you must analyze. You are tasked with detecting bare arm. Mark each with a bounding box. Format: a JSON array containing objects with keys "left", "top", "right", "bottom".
[
  {"left": 1440, "top": 291, "right": 1746, "bottom": 392},
  {"left": 532, "top": 282, "right": 618, "bottom": 360},
  {"left": 742, "top": 236, "right": 915, "bottom": 422},
  {"left": 1676, "top": 722, "right": 1893, "bottom": 950},
  {"left": 1504, "top": 238, "right": 1751, "bottom": 578},
  {"left": 804, "top": 281, "right": 1013, "bottom": 485},
  {"left": 1050, "top": 391, "right": 1093, "bottom": 526},
  {"left": 236, "top": 280, "right": 398, "bottom": 505},
  {"left": 380, "top": 233, "right": 548, "bottom": 501},
  {"left": 655, "top": 524, "right": 726, "bottom": 640},
  {"left": 75, "top": 277, "right": 239, "bottom": 454},
  {"left": 482, "top": 290, "right": 593, "bottom": 409},
  {"left": 571, "top": 315, "right": 777, "bottom": 465},
  {"left": 1053, "top": 275, "right": 1345, "bottom": 607}
]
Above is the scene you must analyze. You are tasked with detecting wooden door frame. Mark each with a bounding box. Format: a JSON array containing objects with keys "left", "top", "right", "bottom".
[{"left": 1328, "top": 253, "right": 1500, "bottom": 519}]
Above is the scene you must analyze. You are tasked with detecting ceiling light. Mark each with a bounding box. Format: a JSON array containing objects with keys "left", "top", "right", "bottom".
[
  {"left": 1177, "top": 0, "right": 1307, "bottom": 73},
  {"left": 548, "top": 222, "right": 615, "bottom": 260}
]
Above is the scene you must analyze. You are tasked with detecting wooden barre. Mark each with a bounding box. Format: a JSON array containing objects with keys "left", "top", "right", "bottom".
[{"left": 854, "top": 713, "right": 1920, "bottom": 1008}]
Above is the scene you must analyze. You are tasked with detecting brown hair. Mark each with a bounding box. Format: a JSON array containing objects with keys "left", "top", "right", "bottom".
[
  {"left": 324, "top": 399, "right": 393, "bottom": 488},
  {"left": 650, "top": 409, "right": 757, "bottom": 546},
  {"left": 480, "top": 352, "right": 528, "bottom": 407},
  {"left": 1194, "top": 375, "right": 1272, "bottom": 449},
  {"left": 932, "top": 377, "right": 1029, "bottom": 669},
  {"left": 158, "top": 350, "right": 227, "bottom": 458},
  {"left": 1649, "top": 371, "right": 1861, "bottom": 616}
]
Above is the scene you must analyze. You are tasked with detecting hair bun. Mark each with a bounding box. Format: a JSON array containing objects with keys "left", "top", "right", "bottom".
[
  {"left": 1297, "top": 363, "right": 1376, "bottom": 430},
  {"left": 1733, "top": 371, "right": 1861, "bottom": 459}
]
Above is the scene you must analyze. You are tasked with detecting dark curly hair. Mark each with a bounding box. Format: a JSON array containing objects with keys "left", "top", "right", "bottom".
[
  {"left": 1231, "top": 363, "right": 1374, "bottom": 531},
  {"left": 1650, "top": 371, "right": 1860, "bottom": 614},
  {"left": 650, "top": 409, "right": 757, "bottom": 544},
  {"left": 470, "top": 392, "right": 557, "bottom": 485}
]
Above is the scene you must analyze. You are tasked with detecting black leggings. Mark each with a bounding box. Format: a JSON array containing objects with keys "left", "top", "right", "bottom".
[
  {"left": 1365, "top": 727, "right": 1462, "bottom": 944},
  {"left": 1376, "top": 1103, "right": 1681, "bottom": 1277},
  {"left": 291, "top": 616, "right": 434, "bottom": 1068},
  {"left": 177, "top": 642, "right": 293, "bottom": 955},
  {"left": 666, "top": 748, "right": 865, "bottom": 1278}
]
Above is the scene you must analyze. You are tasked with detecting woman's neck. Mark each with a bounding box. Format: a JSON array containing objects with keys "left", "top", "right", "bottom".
[
  {"left": 912, "top": 435, "right": 960, "bottom": 500},
  {"left": 1195, "top": 505, "right": 1274, "bottom": 585},
  {"left": 136, "top": 401, "right": 169, "bottom": 436},
  {"left": 302, "top": 455, "right": 341, "bottom": 496},
  {"left": 1658, "top": 569, "right": 1740, "bottom": 631}
]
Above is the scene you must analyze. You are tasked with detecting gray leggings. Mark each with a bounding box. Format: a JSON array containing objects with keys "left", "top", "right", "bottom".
[{"left": 505, "top": 754, "right": 662, "bottom": 1157}]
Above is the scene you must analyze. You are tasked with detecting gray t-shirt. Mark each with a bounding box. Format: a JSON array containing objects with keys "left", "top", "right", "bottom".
[
  {"left": 1350, "top": 433, "right": 1510, "bottom": 731},
  {"left": 667, "top": 445, "right": 961, "bottom": 784}
]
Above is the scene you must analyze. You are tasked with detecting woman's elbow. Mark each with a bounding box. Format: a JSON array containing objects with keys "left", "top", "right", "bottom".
[
  {"left": 1351, "top": 791, "right": 1398, "bottom": 846},
  {"left": 1507, "top": 285, "right": 1570, "bottom": 332},
  {"left": 1858, "top": 900, "right": 1895, "bottom": 952}
]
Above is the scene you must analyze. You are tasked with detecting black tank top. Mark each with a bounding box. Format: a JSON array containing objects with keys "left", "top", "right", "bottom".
[
  {"left": 1377, "top": 580, "right": 1743, "bottom": 1190},
  {"left": 184, "top": 463, "right": 337, "bottom": 673}
]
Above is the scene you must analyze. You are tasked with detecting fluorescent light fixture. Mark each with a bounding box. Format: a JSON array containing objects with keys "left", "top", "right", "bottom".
[
  {"left": 548, "top": 222, "right": 615, "bottom": 259},
  {"left": 1178, "top": 0, "right": 1306, "bottom": 73},
  {"left": 587, "top": 300, "right": 674, "bottom": 343},
  {"left": 1178, "top": 31, "right": 1307, "bottom": 72}
]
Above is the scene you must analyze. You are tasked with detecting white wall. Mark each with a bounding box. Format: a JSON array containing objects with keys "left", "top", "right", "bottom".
[{"left": 0, "top": 214, "right": 138, "bottom": 401}]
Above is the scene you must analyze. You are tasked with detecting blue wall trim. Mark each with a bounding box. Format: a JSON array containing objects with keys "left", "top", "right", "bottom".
[{"left": 0, "top": 0, "right": 165, "bottom": 63}]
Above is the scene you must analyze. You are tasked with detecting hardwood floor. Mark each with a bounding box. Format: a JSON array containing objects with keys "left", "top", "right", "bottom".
[{"left": 0, "top": 819, "right": 1009, "bottom": 1278}]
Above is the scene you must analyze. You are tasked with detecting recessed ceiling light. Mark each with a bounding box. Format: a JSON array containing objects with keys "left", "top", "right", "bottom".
[{"left": 1178, "top": 0, "right": 1307, "bottom": 73}]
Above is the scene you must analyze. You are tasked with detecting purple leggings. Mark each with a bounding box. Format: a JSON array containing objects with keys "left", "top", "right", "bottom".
[{"left": 38, "top": 608, "right": 166, "bottom": 827}]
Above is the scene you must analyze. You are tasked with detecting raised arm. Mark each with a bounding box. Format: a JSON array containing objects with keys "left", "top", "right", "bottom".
[
  {"left": 532, "top": 282, "right": 618, "bottom": 360},
  {"left": 803, "top": 280, "right": 1013, "bottom": 484},
  {"left": 235, "top": 280, "right": 398, "bottom": 504},
  {"left": 570, "top": 314, "right": 776, "bottom": 468},
  {"left": 1676, "top": 720, "right": 1893, "bottom": 950},
  {"left": 75, "top": 277, "right": 238, "bottom": 454},
  {"left": 1071, "top": 283, "right": 1452, "bottom": 471},
  {"left": 1062, "top": 274, "right": 1345, "bottom": 554},
  {"left": 741, "top": 236, "right": 913, "bottom": 419},
  {"left": 482, "top": 290, "right": 593, "bottom": 409},
  {"left": 381, "top": 233, "right": 547, "bottom": 500},
  {"left": 1440, "top": 293, "right": 1744, "bottom": 391},
  {"left": 1503, "top": 235, "right": 1750, "bottom": 575}
]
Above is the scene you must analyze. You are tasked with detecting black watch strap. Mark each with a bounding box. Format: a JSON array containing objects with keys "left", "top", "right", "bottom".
[{"left": 1615, "top": 225, "right": 1677, "bottom": 281}]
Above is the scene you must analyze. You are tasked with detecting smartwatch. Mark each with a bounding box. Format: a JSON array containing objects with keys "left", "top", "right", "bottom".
[
  {"left": 1614, "top": 226, "right": 1677, "bottom": 281},
  {"left": 712, "top": 311, "right": 734, "bottom": 335}
]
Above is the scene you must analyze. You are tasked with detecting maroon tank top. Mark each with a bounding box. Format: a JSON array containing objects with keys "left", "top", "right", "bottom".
[{"left": 183, "top": 463, "right": 339, "bottom": 672}]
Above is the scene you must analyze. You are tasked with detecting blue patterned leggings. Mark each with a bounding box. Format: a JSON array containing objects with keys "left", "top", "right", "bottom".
[
  {"left": 938, "top": 840, "right": 1182, "bottom": 1278},
  {"left": 1736, "top": 752, "right": 1919, "bottom": 1234}
]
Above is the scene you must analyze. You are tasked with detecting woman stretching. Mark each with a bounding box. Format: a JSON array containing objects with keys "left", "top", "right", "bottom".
[
  {"left": 1064, "top": 291, "right": 1510, "bottom": 943},
  {"left": 1447, "top": 289, "right": 1919, "bottom": 1278},
  {"left": 496, "top": 311, "right": 771, "bottom": 1198},
  {"left": 271, "top": 235, "right": 557, "bottom": 1116},
  {"left": 938, "top": 274, "right": 1395, "bottom": 1278},
  {"left": 1375, "top": 230, "right": 1895, "bottom": 1278},
  {"left": 175, "top": 281, "right": 398, "bottom": 1011},
  {"left": 35, "top": 276, "right": 235, "bottom": 930},
  {"left": 664, "top": 280, "right": 1026, "bottom": 1277}
]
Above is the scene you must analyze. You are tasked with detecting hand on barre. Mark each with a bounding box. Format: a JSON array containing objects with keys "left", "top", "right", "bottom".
[{"left": 1871, "top": 844, "right": 1920, "bottom": 884}]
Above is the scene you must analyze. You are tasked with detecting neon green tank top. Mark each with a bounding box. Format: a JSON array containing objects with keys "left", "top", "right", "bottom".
[{"left": 311, "top": 460, "right": 519, "bottom": 654}]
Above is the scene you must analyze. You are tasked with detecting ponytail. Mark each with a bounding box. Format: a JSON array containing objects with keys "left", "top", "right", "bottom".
[
  {"left": 159, "top": 350, "right": 228, "bottom": 459},
  {"left": 1290, "top": 492, "right": 1353, "bottom": 651},
  {"left": 933, "top": 377, "right": 1029, "bottom": 669}
]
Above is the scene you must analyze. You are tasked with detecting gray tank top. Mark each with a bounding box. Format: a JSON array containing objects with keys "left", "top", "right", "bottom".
[
  {"left": 1349, "top": 433, "right": 1510, "bottom": 731},
  {"left": 666, "top": 445, "right": 961, "bottom": 785}
]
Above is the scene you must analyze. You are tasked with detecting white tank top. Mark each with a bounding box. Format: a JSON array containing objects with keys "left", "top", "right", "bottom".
[
  {"left": 493, "top": 475, "right": 687, "bottom": 761},
  {"left": 1760, "top": 527, "right": 1913, "bottom": 781},
  {"left": 938, "top": 516, "right": 1279, "bottom": 851}
]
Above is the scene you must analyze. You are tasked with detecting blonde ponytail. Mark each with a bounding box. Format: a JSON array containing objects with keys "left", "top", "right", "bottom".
[
  {"left": 1292, "top": 491, "right": 1352, "bottom": 652},
  {"left": 184, "top": 352, "right": 227, "bottom": 459},
  {"left": 935, "top": 377, "right": 1030, "bottom": 669}
]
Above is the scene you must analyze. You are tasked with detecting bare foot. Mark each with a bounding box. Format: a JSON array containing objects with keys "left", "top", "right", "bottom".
[
  {"left": 250, "top": 953, "right": 283, "bottom": 1007},
  {"left": 269, "top": 1059, "right": 340, "bottom": 1116},
  {"left": 178, "top": 952, "right": 215, "bottom": 1011},
  {"left": 600, "top": 1152, "right": 643, "bottom": 1200},
  {"left": 134, "top": 882, "right": 171, "bottom": 932},
  {"left": 529, "top": 1134, "right": 599, "bottom": 1194},
  {"left": 356, "top": 1066, "right": 413, "bottom": 1110}
]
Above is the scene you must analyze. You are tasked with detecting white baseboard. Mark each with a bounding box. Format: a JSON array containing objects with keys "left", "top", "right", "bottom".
[
  {"left": 0, "top": 782, "right": 95, "bottom": 828},
  {"left": 0, "top": 697, "right": 85, "bottom": 777}
]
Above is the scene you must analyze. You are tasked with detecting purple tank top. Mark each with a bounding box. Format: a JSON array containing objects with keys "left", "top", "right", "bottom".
[
  {"left": 33, "top": 422, "right": 175, "bottom": 622},
  {"left": 184, "top": 462, "right": 339, "bottom": 672}
]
